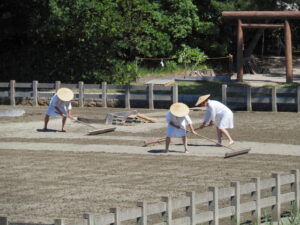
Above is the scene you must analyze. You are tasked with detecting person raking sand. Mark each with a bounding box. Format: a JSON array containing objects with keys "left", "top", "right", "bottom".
[
  {"left": 43, "top": 88, "right": 75, "bottom": 132},
  {"left": 165, "top": 102, "right": 197, "bottom": 153}
]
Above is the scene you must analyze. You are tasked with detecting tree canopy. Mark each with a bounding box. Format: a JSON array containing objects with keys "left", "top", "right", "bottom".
[{"left": 0, "top": 0, "right": 299, "bottom": 83}]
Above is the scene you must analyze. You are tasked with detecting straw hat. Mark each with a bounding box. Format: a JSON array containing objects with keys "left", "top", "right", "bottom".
[
  {"left": 170, "top": 103, "right": 189, "bottom": 117},
  {"left": 56, "top": 88, "right": 74, "bottom": 101},
  {"left": 195, "top": 94, "right": 210, "bottom": 106}
]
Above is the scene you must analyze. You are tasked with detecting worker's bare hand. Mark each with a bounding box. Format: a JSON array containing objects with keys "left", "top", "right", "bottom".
[{"left": 191, "top": 130, "right": 198, "bottom": 135}]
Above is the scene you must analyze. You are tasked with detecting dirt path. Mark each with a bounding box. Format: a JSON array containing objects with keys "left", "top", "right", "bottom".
[{"left": 0, "top": 106, "right": 300, "bottom": 225}]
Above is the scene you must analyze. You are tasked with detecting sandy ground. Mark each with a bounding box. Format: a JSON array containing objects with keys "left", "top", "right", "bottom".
[{"left": 0, "top": 106, "right": 300, "bottom": 225}]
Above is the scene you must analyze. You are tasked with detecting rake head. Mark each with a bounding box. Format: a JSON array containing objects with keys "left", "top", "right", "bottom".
[{"left": 224, "top": 148, "right": 251, "bottom": 158}]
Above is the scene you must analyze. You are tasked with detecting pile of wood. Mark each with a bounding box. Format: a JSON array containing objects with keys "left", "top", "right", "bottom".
[{"left": 106, "top": 111, "right": 158, "bottom": 125}]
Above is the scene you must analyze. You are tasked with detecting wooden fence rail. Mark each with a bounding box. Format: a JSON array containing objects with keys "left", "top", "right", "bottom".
[
  {"left": 82, "top": 170, "right": 299, "bottom": 225},
  {"left": 1, "top": 81, "right": 300, "bottom": 111},
  {"left": 0, "top": 80, "right": 178, "bottom": 109},
  {"left": 222, "top": 84, "right": 300, "bottom": 112},
  {"left": 0, "top": 170, "right": 299, "bottom": 225}
]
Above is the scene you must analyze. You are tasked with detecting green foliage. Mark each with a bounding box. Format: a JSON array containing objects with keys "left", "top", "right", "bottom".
[
  {"left": 176, "top": 44, "right": 207, "bottom": 73},
  {"left": 0, "top": 0, "right": 299, "bottom": 83}
]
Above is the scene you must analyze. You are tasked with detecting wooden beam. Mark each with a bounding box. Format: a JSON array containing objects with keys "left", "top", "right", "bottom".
[
  {"left": 241, "top": 24, "right": 284, "bottom": 29},
  {"left": 284, "top": 20, "right": 293, "bottom": 83},
  {"left": 222, "top": 11, "right": 300, "bottom": 19},
  {"left": 237, "top": 19, "right": 244, "bottom": 82}
]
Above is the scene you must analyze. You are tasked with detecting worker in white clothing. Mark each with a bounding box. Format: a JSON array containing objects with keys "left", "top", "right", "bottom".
[
  {"left": 43, "top": 88, "right": 75, "bottom": 132},
  {"left": 195, "top": 94, "right": 234, "bottom": 146},
  {"left": 165, "top": 102, "right": 197, "bottom": 153}
]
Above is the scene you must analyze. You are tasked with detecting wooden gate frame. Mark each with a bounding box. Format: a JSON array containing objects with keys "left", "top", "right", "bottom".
[{"left": 222, "top": 11, "right": 300, "bottom": 83}]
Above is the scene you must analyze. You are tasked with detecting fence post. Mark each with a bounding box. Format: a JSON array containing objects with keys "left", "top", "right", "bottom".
[
  {"left": 10, "top": 80, "right": 15, "bottom": 106},
  {"left": 125, "top": 84, "right": 131, "bottom": 109},
  {"left": 246, "top": 86, "right": 252, "bottom": 112},
  {"left": 172, "top": 83, "right": 178, "bottom": 104},
  {"left": 0, "top": 217, "right": 8, "bottom": 225},
  {"left": 186, "top": 191, "right": 196, "bottom": 225},
  {"left": 251, "top": 177, "right": 261, "bottom": 225},
  {"left": 297, "top": 86, "right": 300, "bottom": 113},
  {"left": 79, "top": 81, "right": 84, "bottom": 107},
  {"left": 222, "top": 84, "right": 227, "bottom": 105},
  {"left": 83, "top": 213, "right": 94, "bottom": 225},
  {"left": 291, "top": 170, "right": 299, "bottom": 211},
  {"left": 272, "top": 173, "right": 281, "bottom": 222},
  {"left": 110, "top": 207, "right": 120, "bottom": 225},
  {"left": 55, "top": 81, "right": 61, "bottom": 92},
  {"left": 161, "top": 196, "right": 172, "bottom": 225},
  {"left": 228, "top": 54, "right": 233, "bottom": 74},
  {"left": 230, "top": 181, "right": 241, "bottom": 225},
  {"left": 272, "top": 86, "right": 277, "bottom": 112},
  {"left": 33, "top": 80, "right": 38, "bottom": 106},
  {"left": 148, "top": 83, "right": 154, "bottom": 110},
  {"left": 137, "top": 201, "right": 147, "bottom": 225},
  {"left": 208, "top": 186, "right": 219, "bottom": 225},
  {"left": 102, "top": 82, "right": 107, "bottom": 108},
  {"left": 54, "top": 219, "right": 64, "bottom": 225}
]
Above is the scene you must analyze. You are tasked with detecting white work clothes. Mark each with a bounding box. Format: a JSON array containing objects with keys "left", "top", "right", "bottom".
[
  {"left": 46, "top": 94, "right": 72, "bottom": 117},
  {"left": 204, "top": 100, "right": 233, "bottom": 129},
  {"left": 165, "top": 111, "right": 192, "bottom": 137}
]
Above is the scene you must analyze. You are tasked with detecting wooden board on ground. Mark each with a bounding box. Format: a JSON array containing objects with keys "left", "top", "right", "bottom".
[
  {"left": 136, "top": 113, "right": 158, "bottom": 123},
  {"left": 190, "top": 107, "right": 206, "bottom": 111},
  {"left": 87, "top": 127, "right": 116, "bottom": 135},
  {"left": 145, "top": 79, "right": 175, "bottom": 86}
]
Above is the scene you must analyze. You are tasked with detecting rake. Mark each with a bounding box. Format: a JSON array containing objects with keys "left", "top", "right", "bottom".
[{"left": 144, "top": 126, "right": 250, "bottom": 158}]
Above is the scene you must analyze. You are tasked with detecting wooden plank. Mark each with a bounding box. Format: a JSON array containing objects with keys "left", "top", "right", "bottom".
[
  {"left": 108, "top": 84, "right": 126, "bottom": 89},
  {"left": 153, "top": 86, "right": 172, "bottom": 91},
  {"left": 145, "top": 79, "right": 175, "bottom": 86},
  {"left": 15, "top": 92, "right": 32, "bottom": 98},
  {"left": 277, "top": 87, "right": 297, "bottom": 94},
  {"left": 92, "top": 213, "right": 115, "bottom": 225},
  {"left": 0, "top": 83, "right": 9, "bottom": 88},
  {"left": 0, "top": 91, "right": 9, "bottom": 97},
  {"left": 130, "top": 85, "right": 148, "bottom": 91},
  {"left": 227, "top": 86, "right": 246, "bottom": 93},
  {"left": 15, "top": 83, "right": 32, "bottom": 88},
  {"left": 38, "top": 83, "right": 56, "bottom": 89},
  {"left": 252, "top": 87, "right": 272, "bottom": 94},
  {"left": 154, "top": 94, "right": 172, "bottom": 101},
  {"left": 84, "top": 84, "right": 102, "bottom": 89},
  {"left": 61, "top": 83, "right": 78, "bottom": 89},
  {"left": 136, "top": 113, "right": 158, "bottom": 123},
  {"left": 87, "top": 127, "right": 116, "bottom": 135}
]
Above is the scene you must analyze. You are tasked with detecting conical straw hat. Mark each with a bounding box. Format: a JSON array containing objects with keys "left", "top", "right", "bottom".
[
  {"left": 57, "top": 88, "right": 74, "bottom": 101},
  {"left": 195, "top": 94, "right": 210, "bottom": 106},
  {"left": 170, "top": 103, "right": 189, "bottom": 117}
]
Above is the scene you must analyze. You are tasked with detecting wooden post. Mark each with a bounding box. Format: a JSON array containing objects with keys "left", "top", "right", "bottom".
[
  {"left": 137, "top": 201, "right": 147, "bottom": 225},
  {"left": 54, "top": 219, "right": 64, "bottom": 225},
  {"left": 251, "top": 177, "right": 261, "bottom": 225},
  {"left": 10, "top": 80, "right": 15, "bottom": 106},
  {"left": 172, "top": 83, "right": 178, "bottom": 104},
  {"left": 291, "top": 170, "right": 299, "bottom": 211},
  {"left": 272, "top": 173, "right": 281, "bottom": 222},
  {"left": 237, "top": 19, "right": 244, "bottom": 82},
  {"left": 55, "top": 81, "right": 61, "bottom": 92},
  {"left": 231, "top": 182, "right": 241, "bottom": 225},
  {"left": 32, "top": 80, "right": 38, "bottom": 106},
  {"left": 0, "top": 217, "right": 8, "bottom": 225},
  {"left": 148, "top": 83, "right": 154, "bottom": 110},
  {"left": 297, "top": 86, "right": 300, "bottom": 113},
  {"left": 208, "top": 186, "right": 219, "bottom": 225},
  {"left": 110, "top": 207, "right": 120, "bottom": 225},
  {"left": 186, "top": 191, "right": 196, "bottom": 225},
  {"left": 246, "top": 86, "right": 252, "bottom": 111},
  {"left": 161, "top": 196, "right": 172, "bottom": 225},
  {"left": 102, "top": 82, "right": 107, "bottom": 108},
  {"left": 222, "top": 84, "right": 227, "bottom": 105},
  {"left": 284, "top": 20, "right": 293, "bottom": 83},
  {"left": 272, "top": 86, "right": 277, "bottom": 112},
  {"left": 125, "top": 84, "right": 131, "bottom": 109},
  {"left": 228, "top": 54, "right": 233, "bottom": 74},
  {"left": 78, "top": 81, "right": 84, "bottom": 107},
  {"left": 83, "top": 213, "right": 94, "bottom": 225}
]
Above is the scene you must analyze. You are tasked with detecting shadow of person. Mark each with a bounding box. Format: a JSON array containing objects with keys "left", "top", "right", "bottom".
[{"left": 36, "top": 128, "right": 58, "bottom": 132}]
